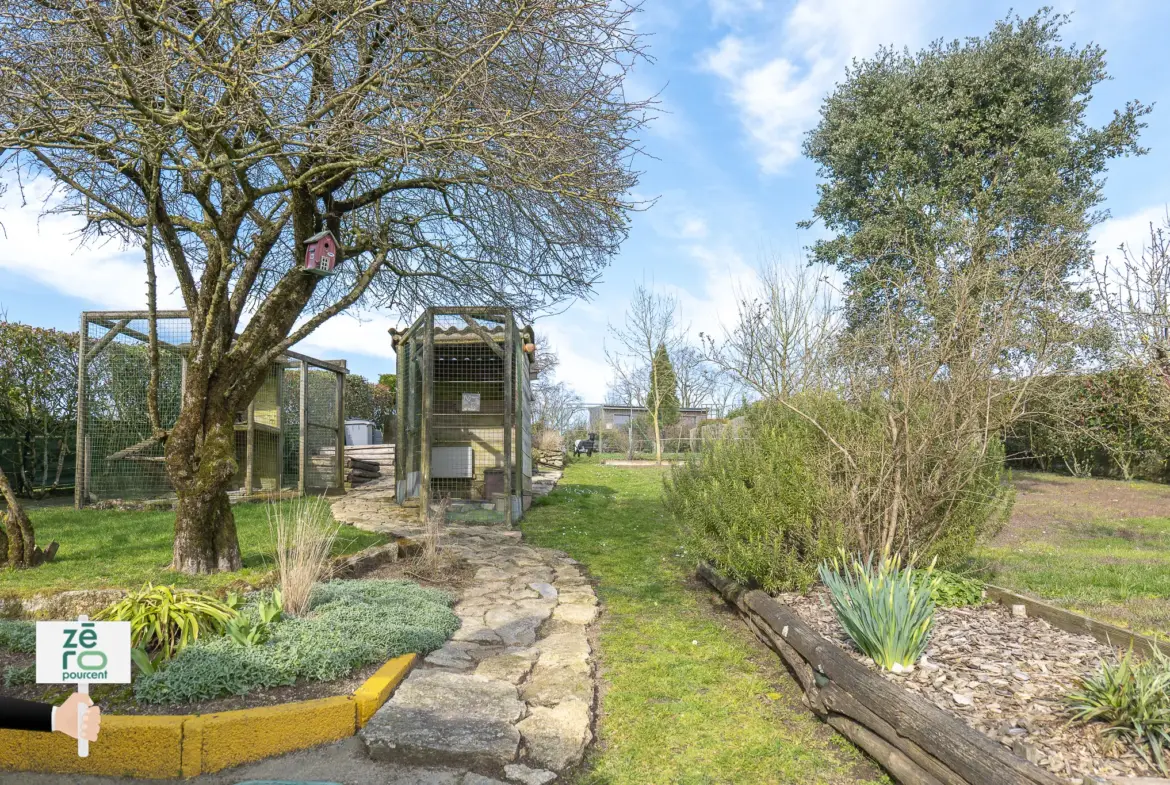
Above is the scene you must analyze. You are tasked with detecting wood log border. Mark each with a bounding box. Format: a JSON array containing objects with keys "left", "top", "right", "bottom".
[
  {"left": 697, "top": 562, "right": 1064, "bottom": 785},
  {"left": 984, "top": 585, "right": 1170, "bottom": 660}
]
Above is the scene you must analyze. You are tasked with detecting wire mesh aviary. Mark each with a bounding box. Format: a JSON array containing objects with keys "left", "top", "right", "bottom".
[{"left": 76, "top": 311, "right": 346, "bottom": 508}]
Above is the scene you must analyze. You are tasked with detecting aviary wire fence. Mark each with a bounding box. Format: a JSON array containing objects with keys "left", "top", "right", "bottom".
[
  {"left": 76, "top": 311, "right": 346, "bottom": 508},
  {"left": 393, "top": 307, "right": 534, "bottom": 525}
]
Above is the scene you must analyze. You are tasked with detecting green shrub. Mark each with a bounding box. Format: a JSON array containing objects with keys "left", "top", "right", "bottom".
[
  {"left": 665, "top": 396, "right": 1011, "bottom": 591},
  {"left": 664, "top": 397, "right": 848, "bottom": 592},
  {"left": 819, "top": 551, "right": 939, "bottom": 672},
  {"left": 3, "top": 664, "right": 34, "bottom": 687},
  {"left": 920, "top": 570, "right": 984, "bottom": 608},
  {"left": 135, "top": 579, "right": 458, "bottom": 704},
  {"left": 0, "top": 619, "right": 35, "bottom": 652},
  {"left": 1068, "top": 648, "right": 1170, "bottom": 774},
  {"left": 95, "top": 583, "right": 237, "bottom": 661}
]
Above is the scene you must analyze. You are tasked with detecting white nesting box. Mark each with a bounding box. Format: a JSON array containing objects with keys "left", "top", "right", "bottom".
[{"left": 431, "top": 445, "right": 473, "bottom": 478}]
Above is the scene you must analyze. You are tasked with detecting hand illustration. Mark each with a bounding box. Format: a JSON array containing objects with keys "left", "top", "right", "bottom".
[{"left": 53, "top": 692, "right": 101, "bottom": 742}]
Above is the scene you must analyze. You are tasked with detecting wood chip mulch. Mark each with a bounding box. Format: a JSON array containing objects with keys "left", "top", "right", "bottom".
[{"left": 773, "top": 589, "right": 1159, "bottom": 782}]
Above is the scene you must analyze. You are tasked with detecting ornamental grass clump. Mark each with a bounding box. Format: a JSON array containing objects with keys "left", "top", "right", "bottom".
[
  {"left": 1067, "top": 648, "right": 1170, "bottom": 774},
  {"left": 818, "top": 551, "right": 939, "bottom": 672},
  {"left": 268, "top": 495, "right": 340, "bottom": 616}
]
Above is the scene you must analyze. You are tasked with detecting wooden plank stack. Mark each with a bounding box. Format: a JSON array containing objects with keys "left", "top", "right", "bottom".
[
  {"left": 347, "top": 456, "right": 381, "bottom": 485},
  {"left": 320, "top": 444, "right": 395, "bottom": 487}
]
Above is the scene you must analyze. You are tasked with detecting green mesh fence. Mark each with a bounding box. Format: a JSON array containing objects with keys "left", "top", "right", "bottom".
[{"left": 77, "top": 312, "right": 344, "bottom": 507}]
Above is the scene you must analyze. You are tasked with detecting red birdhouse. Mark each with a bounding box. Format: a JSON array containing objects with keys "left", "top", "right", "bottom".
[{"left": 302, "top": 230, "right": 338, "bottom": 276}]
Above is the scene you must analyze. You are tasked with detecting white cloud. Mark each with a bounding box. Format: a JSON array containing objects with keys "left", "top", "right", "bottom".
[
  {"left": 703, "top": 0, "right": 930, "bottom": 173},
  {"left": 0, "top": 176, "right": 183, "bottom": 309},
  {"left": 1092, "top": 205, "right": 1169, "bottom": 264},
  {"left": 532, "top": 312, "right": 613, "bottom": 403},
  {"left": 667, "top": 244, "right": 759, "bottom": 338},
  {"left": 292, "top": 310, "right": 404, "bottom": 367}
]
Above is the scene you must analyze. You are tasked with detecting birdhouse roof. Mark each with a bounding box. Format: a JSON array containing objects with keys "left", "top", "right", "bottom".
[{"left": 304, "top": 230, "right": 335, "bottom": 244}]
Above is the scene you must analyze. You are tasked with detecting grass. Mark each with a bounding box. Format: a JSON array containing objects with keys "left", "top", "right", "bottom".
[
  {"left": 592, "top": 451, "right": 691, "bottom": 462},
  {"left": 521, "top": 459, "right": 883, "bottom": 785},
  {"left": 0, "top": 501, "right": 385, "bottom": 597},
  {"left": 971, "top": 471, "right": 1170, "bottom": 638}
]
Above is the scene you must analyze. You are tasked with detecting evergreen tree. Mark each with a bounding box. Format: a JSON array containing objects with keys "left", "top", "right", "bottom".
[
  {"left": 648, "top": 342, "right": 681, "bottom": 459},
  {"left": 802, "top": 9, "right": 1148, "bottom": 329}
]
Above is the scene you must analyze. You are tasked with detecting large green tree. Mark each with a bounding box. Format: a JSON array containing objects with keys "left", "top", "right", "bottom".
[
  {"left": 0, "top": 321, "right": 78, "bottom": 499},
  {"left": 802, "top": 9, "right": 1148, "bottom": 325},
  {"left": 731, "top": 10, "right": 1152, "bottom": 560},
  {"left": 0, "top": 1, "right": 646, "bottom": 572}
]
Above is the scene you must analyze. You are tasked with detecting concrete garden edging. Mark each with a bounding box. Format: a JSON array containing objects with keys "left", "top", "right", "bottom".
[
  {"left": 698, "top": 562, "right": 1064, "bottom": 785},
  {"left": 0, "top": 652, "right": 416, "bottom": 779}
]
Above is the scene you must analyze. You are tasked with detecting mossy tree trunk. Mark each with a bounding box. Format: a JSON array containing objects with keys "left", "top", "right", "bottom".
[
  {"left": 0, "top": 464, "right": 35, "bottom": 567},
  {"left": 166, "top": 404, "right": 243, "bottom": 573}
]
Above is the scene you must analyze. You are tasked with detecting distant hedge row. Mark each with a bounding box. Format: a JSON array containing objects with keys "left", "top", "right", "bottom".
[{"left": 1008, "top": 368, "right": 1170, "bottom": 482}]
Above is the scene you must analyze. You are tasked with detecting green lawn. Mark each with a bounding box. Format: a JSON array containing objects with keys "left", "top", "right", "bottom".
[
  {"left": 0, "top": 501, "right": 385, "bottom": 597},
  {"left": 971, "top": 471, "right": 1170, "bottom": 638},
  {"left": 521, "top": 460, "right": 883, "bottom": 785}
]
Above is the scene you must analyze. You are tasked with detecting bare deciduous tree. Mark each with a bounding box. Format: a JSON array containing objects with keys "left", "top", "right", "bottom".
[
  {"left": 531, "top": 347, "right": 585, "bottom": 438},
  {"left": 1095, "top": 215, "right": 1170, "bottom": 388},
  {"left": 703, "top": 263, "right": 840, "bottom": 400},
  {"left": 672, "top": 345, "right": 715, "bottom": 409},
  {"left": 0, "top": 1, "right": 647, "bottom": 572},
  {"left": 606, "top": 285, "right": 682, "bottom": 462}
]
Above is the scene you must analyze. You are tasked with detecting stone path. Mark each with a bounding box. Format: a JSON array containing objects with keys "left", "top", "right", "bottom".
[{"left": 334, "top": 469, "right": 600, "bottom": 784}]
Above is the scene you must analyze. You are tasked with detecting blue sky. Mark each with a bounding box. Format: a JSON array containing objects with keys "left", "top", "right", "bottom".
[{"left": 2, "top": 0, "right": 1169, "bottom": 402}]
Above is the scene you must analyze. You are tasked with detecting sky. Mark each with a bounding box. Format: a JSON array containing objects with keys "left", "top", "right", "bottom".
[{"left": 2, "top": 0, "right": 1169, "bottom": 404}]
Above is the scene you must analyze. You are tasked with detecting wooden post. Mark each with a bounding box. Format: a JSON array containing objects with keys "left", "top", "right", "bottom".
[
  {"left": 419, "top": 310, "right": 434, "bottom": 519},
  {"left": 335, "top": 369, "right": 345, "bottom": 491},
  {"left": 244, "top": 401, "right": 255, "bottom": 494},
  {"left": 298, "top": 360, "right": 308, "bottom": 494},
  {"left": 514, "top": 328, "right": 524, "bottom": 512},
  {"left": 276, "top": 365, "right": 285, "bottom": 492},
  {"left": 74, "top": 312, "right": 88, "bottom": 509},
  {"left": 503, "top": 311, "right": 514, "bottom": 527},
  {"left": 394, "top": 335, "right": 406, "bottom": 505}
]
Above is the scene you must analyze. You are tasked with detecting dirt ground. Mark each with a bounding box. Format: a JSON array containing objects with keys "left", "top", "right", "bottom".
[
  {"left": 977, "top": 471, "right": 1170, "bottom": 636},
  {"left": 995, "top": 471, "right": 1170, "bottom": 545}
]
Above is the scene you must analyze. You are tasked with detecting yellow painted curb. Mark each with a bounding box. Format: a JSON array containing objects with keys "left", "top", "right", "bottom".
[
  {"left": 195, "top": 695, "right": 357, "bottom": 774},
  {"left": 354, "top": 653, "right": 417, "bottom": 727},
  {"left": 0, "top": 714, "right": 186, "bottom": 779},
  {"left": 0, "top": 651, "right": 416, "bottom": 778}
]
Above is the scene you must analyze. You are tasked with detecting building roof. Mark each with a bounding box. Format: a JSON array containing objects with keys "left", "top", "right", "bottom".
[{"left": 590, "top": 404, "right": 709, "bottom": 413}]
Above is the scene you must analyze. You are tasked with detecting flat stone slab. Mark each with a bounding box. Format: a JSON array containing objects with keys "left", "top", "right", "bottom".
[
  {"left": 552, "top": 603, "right": 598, "bottom": 625},
  {"left": 521, "top": 664, "right": 594, "bottom": 707},
  {"left": 529, "top": 582, "right": 558, "bottom": 600},
  {"left": 337, "top": 470, "right": 602, "bottom": 776},
  {"left": 363, "top": 707, "right": 521, "bottom": 771},
  {"left": 425, "top": 640, "right": 498, "bottom": 669},
  {"left": 463, "top": 774, "right": 509, "bottom": 785},
  {"left": 534, "top": 632, "right": 590, "bottom": 671},
  {"left": 516, "top": 699, "right": 592, "bottom": 771},
  {"left": 362, "top": 672, "right": 525, "bottom": 770},
  {"left": 484, "top": 602, "right": 554, "bottom": 647},
  {"left": 476, "top": 653, "right": 537, "bottom": 685},
  {"left": 504, "top": 763, "right": 558, "bottom": 785}
]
